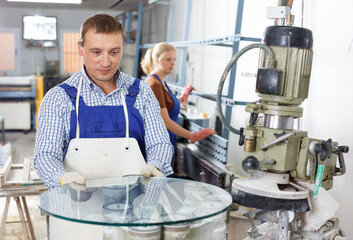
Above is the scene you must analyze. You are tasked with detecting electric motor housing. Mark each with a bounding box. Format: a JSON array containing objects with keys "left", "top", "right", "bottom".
[{"left": 257, "top": 26, "right": 314, "bottom": 106}]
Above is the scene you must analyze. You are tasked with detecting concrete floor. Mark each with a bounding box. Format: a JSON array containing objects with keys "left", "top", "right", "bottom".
[
  {"left": 0, "top": 131, "right": 47, "bottom": 240},
  {"left": 0, "top": 131, "right": 251, "bottom": 240}
]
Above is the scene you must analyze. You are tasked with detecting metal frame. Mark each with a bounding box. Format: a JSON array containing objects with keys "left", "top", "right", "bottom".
[
  {"left": 126, "top": 10, "right": 133, "bottom": 44},
  {"left": 130, "top": 0, "right": 261, "bottom": 139},
  {"left": 141, "top": 34, "right": 242, "bottom": 48},
  {"left": 189, "top": 122, "right": 228, "bottom": 164},
  {"left": 222, "top": 0, "right": 246, "bottom": 139},
  {"left": 167, "top": 83, "right": 249, "bottom": 107},
  {"left": 133, "top": 1, "right": 144, "bottom": 77},
  {"left": 178, "top": 0, "right": 192, "bottom": 87}
]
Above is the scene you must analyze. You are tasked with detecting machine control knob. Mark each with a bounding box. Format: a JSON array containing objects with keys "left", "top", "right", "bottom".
[
  {"left": 239, "top": 127, "right": 245, "bottom": 146},
  {"left": 242, "top": 156, "right": 259, "bottom": 174},
  {"left": 314, "top": 139, "right": 332, "bottom": 161},
  {"left": 337, "top": 146, "right": 349, "bottom": 153},
  {"left": 333, "top": 145, "right": 349, "bottom": 176}
]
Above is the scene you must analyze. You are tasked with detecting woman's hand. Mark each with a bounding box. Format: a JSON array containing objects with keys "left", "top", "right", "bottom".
[
  {"left": 179, "top": 84, "right": 195, "bottom": 105},
  {"left": 189, "top": 128, "right": 216, "bottom": 143}
]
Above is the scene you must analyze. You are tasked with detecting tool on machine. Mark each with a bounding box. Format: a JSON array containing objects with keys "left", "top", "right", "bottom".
[{"left": 216, "top": 1, "right": 349, "bottom": 239}]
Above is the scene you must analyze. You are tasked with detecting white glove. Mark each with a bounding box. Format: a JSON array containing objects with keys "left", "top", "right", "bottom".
[
  {"left": 141, "top": 165, "right": 165, "bottom": 178},
  {"left": 60, "top": 171, "right": 86, "bottom": 185}
]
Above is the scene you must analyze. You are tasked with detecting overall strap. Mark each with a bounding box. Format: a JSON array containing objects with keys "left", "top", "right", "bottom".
[
  {"left": 120, "top": 89, "right": 132, "bottom": 151},
  {"left": 60, "top": 77, "right": 85, "bottom": 140},
  {"left": 59, "top": 83, "right": 86, "bottom": 108},
  {"left": 147, "top": 74, "right": 162, "bottom": 82},
  {"left": 126, "top": 79, "right": 140, "bottom": 107},
  {"left": 120, "top": 89, "right": 130, "bottom": 139}
]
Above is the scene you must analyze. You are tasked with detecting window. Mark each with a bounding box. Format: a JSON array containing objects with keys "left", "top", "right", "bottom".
[
  {"left": 63, "top": 32, "right": 82, "bottom": 73},
  {"left": 0, "top": 33, "right": 15, "bottom": 71},
  {"left": 23, "top": 15, "right": 57, "bottom": 41}
]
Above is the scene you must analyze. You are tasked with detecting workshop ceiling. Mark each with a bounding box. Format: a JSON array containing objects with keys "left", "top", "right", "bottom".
[{"left": 0, "top": 0, "right": 149, "bottom": 11}]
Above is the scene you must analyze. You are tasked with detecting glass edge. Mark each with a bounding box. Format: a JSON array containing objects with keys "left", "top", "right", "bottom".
[{"left": 38, "top": 205, "right": 232, "bottom": 227}]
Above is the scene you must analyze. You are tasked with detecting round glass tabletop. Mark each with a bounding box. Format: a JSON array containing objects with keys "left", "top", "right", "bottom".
[{"left": 38, "top": 176, "right": 232, "bottom": 227}]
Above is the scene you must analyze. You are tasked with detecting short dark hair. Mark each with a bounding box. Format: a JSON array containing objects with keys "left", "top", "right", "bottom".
[{"left": 78, "top": 13, "right": 126, "bottom": 46}]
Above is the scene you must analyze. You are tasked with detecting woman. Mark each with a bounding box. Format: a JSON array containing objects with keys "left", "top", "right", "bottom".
[{"left": 141, "top": 42, "right": 215, "bottom": 147}]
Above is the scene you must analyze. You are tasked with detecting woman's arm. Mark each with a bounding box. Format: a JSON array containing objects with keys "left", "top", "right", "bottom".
[{"left": 160, "top": 107, "right": 191, "bottom": 139}]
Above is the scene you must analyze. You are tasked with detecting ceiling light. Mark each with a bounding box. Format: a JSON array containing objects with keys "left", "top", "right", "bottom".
[
  {"left": 148, "top": 0, "right": 159, "bottom": 4},
  {"left": 6, "top": 0, "right": 82, "bottom": 4}
]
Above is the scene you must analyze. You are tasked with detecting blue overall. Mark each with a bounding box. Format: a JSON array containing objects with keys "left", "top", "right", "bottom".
[
  {"left": 148, "top": 74, "right": 180, "bottom": 147},
  {"left": 59, "top": 78, "right": 146, "bottom": 158}
]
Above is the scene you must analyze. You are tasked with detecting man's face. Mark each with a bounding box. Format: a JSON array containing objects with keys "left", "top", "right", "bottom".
[{"left": 78, "top": 30, "right": 123, "bottom": 85}]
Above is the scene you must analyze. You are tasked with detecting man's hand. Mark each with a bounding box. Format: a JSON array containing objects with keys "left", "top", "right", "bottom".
[
  {"left": 141, "top": 165, "right": 165, "bottom": 178},
  {"left": 60, "top": 171, "right": 86, "bottom": 185}
]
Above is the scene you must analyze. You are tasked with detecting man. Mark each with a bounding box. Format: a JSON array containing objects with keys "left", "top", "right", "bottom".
[{"left": 34, "top": 13, "right": 174, "bottom": 188}]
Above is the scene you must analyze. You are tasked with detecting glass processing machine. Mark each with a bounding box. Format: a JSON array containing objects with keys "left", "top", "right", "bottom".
[{"left": 216, "top": 1, "right": 349, "bottom": 239}]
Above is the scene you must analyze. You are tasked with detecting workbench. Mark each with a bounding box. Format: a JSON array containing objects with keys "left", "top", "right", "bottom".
[{"left": 0, "top": 157, "right": 46, "bottom": 240}]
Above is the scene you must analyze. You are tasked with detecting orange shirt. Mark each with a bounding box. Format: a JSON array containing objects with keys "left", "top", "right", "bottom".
[{"left": 145, "top": 75, "right": 175, "bottom": 112}]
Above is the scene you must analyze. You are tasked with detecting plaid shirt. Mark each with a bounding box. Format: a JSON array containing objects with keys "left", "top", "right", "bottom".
[{"left": 34, "top": 68, "right": 174, "bottom": 188}]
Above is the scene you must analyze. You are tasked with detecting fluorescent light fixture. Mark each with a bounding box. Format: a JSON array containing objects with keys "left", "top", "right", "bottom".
[
  {"left": 7, "top": 0, "right": 81, "bottom": 4},
  {"left": 148, "top": 0, "right": 160, "bottom": 4}
]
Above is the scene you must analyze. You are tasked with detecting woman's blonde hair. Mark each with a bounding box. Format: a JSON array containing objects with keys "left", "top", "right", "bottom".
[{"left": 141, "top": 42, "right": 176, "bottom": 75}]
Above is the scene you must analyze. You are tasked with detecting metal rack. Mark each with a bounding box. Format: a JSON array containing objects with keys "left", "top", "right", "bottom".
[
  {"left": 0, "top": 117, "right": 4, "bottom": 144},
  {"left": 119, "top": 0, "right": 265, "bottom": 187},
  {"left": 189, "top": 122, "right": 228, "bottom": 164},
  {"left": 118, "top": 1, "right": 266, "bottom": 187},
  {"left": 128, "top": 0, "right": 261, "bottom": 139},
  {"left": 167, "top": 83, "right": 250, "bottom": 108}
]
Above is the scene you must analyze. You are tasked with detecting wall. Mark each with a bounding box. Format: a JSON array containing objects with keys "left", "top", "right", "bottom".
[
  {"left": 140, "top": 3, "right": 170, "bottom": 44},
  {"left": 0, "top": 7, "right": 119, "bottom": 76},
  {"left": 302, "top": 0, "right": 353, "bottom": 237},
  {"left": 171, "top": 0, "right": 353, "bottom": 238}
]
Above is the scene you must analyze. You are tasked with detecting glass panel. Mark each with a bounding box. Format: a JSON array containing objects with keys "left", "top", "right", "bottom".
[{"left": 39, "top": 176, "right": 232, "bottom": 227}]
